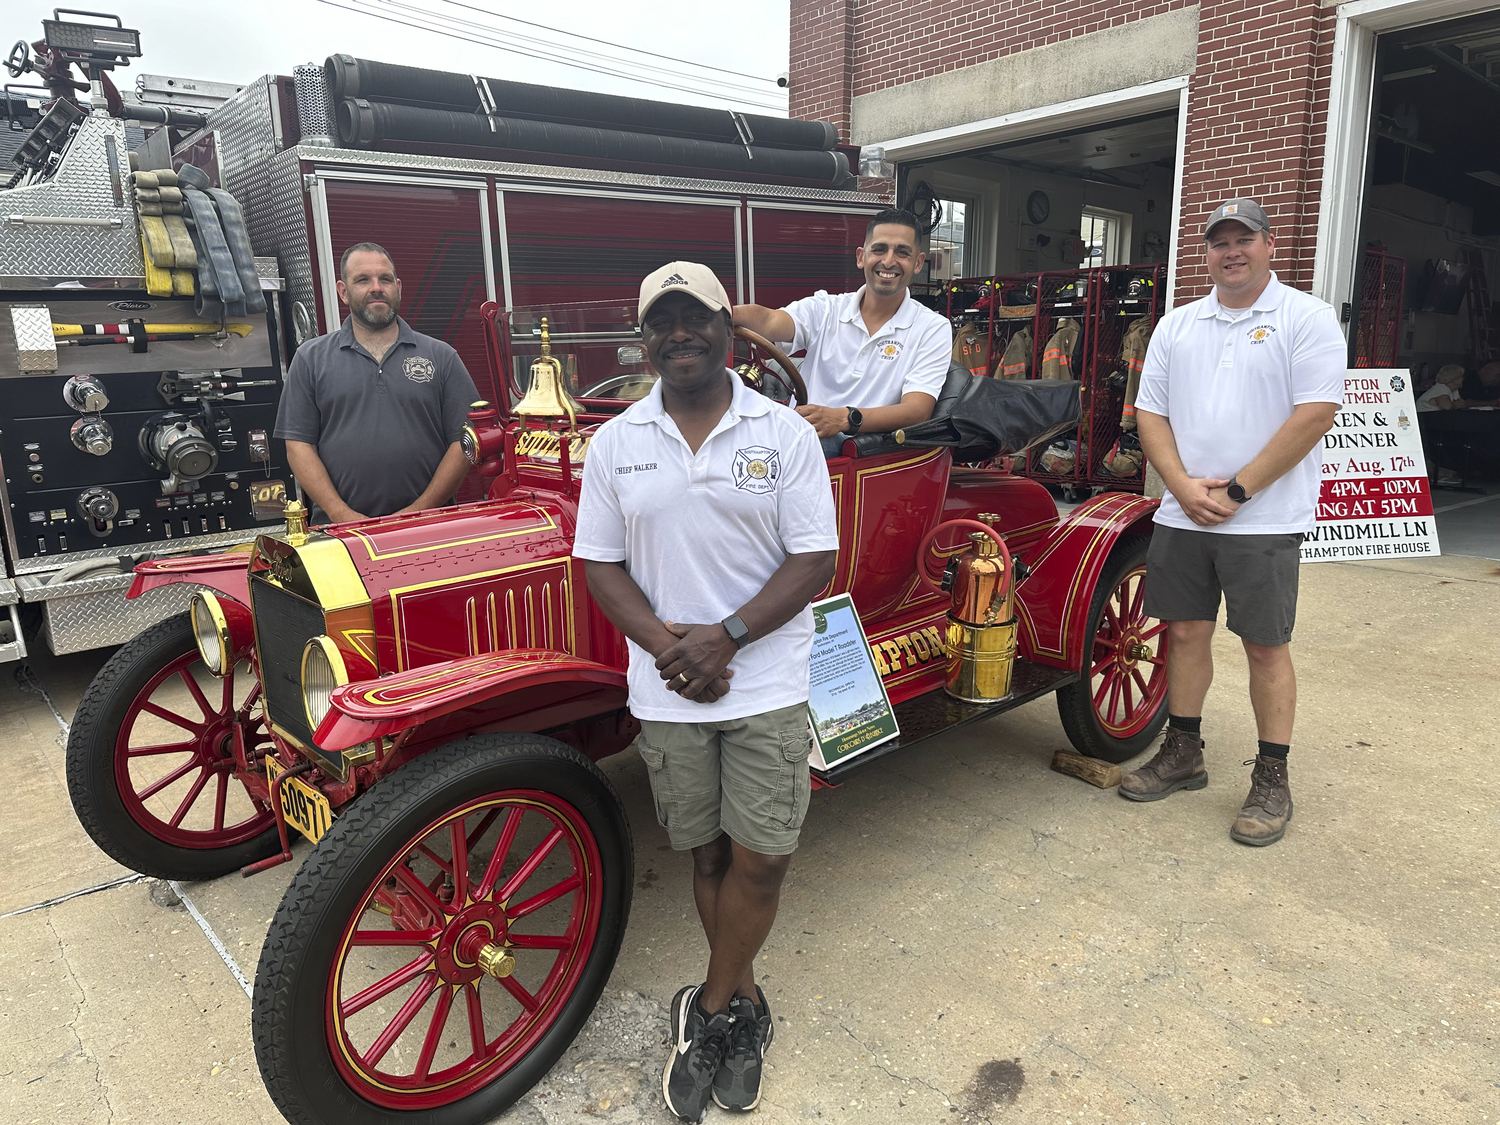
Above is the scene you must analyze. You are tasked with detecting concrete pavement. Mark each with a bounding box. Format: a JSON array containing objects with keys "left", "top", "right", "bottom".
[{"left": 2, "top": 554, "right": 1496, "bottom": 1124}]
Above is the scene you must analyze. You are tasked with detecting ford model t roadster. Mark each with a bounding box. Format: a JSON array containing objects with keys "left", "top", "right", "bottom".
[{"left": 66, "top": 299, "right": 1167, "bottom": 1124}]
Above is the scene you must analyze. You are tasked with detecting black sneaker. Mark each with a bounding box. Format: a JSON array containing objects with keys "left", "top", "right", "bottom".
[
  {"left": 663, "top": 984, "right": 735, "bottom": 1123},
  {"left": 714, "top": 986, "right": 774, "bottom": 1111}
]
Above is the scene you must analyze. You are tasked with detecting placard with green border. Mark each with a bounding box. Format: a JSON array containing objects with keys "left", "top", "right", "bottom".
[{"left": 806, "top": 593, "right": 898, "bottom": 769}]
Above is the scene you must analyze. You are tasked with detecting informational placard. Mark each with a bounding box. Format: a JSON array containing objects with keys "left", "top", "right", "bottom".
[
  {"left": 1301, "top": 369, "right": 1440, "bottom": 563},
  {"left": 805, "top": 594, "right": 899, "bottom": 770}
]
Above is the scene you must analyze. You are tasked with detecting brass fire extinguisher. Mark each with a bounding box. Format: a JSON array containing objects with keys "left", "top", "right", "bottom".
[{"left": 942, "top": 515, "right": 1017, "bottom": 703}]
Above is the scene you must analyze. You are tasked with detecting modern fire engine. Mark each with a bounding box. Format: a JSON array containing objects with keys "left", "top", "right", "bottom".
[{"left": 0, "top": 10, "right": 880, "bottom": 663}]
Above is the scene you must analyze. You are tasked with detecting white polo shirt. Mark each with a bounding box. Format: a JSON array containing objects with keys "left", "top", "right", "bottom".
[
  {"left": 573, "top": 373, "right": 839, "bottom": 722},
  {"left": 1135, "top": 273, "right": 1345, "bottom": 534},
  {"left": 783, "top": 287, "right": 951, "bottom": 408}
]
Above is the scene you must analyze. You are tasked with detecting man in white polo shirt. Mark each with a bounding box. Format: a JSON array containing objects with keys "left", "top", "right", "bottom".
[
  {"left": 574, "top": 261, "right": 837, "bottom": 1121},
  {"left": 1126, "top": 199, "right": 1344, "bottom": 848},
  {"left": 732, "top": 207, "right": 951, "bottom": 453}
]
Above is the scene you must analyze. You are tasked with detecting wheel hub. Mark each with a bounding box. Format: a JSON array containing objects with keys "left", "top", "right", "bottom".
[{"left": 434, "top": 901, "right": 511, "bottom": 984}]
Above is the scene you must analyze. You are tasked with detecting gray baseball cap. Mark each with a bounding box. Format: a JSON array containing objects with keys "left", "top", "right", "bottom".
[{"left": 1204, "top": 199, "right": 1272, "bottom": 238}]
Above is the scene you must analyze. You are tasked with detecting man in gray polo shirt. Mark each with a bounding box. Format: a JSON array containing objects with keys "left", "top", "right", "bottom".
[{"left": 274, "top": 241, "right": 477, "bottom": 523}]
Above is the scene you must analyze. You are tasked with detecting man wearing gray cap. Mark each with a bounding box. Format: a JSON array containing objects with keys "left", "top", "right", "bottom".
[
  {"left": 1125, "top": 199, "right": 1345, "bottom": 847},
  {"left": 574, "top": 262, "right": 837, "bottom": 1120}
]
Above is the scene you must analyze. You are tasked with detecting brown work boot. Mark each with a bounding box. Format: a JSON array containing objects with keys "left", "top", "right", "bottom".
[
  {"left": 1230, "top": 756, "right": 1293, "bottom": 846},
  {"left": 1118, "top": 727, "right": 1208, "bottom": 801}
]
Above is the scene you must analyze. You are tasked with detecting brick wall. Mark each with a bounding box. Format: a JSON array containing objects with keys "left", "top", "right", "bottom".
[
  {"left": 790, "top": 0, "right": 1343, "bottom": 308},
  {"left": 790, "top": 0, "right": 856, "bottom": 141},
  {"left": 1174, "top": 0, "right": 1337, "bottom": 302}
]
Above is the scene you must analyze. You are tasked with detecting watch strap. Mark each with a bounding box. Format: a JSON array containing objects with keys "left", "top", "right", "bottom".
[{"left": 721, "top": 614, "right": 750, "bottom": 649}]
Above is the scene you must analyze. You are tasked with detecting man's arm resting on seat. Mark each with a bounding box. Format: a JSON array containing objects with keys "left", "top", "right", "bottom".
[
  {"left": 285, "top": 440, "right": 368, "bottom": 523},
  {"left": 731, "top": 304, "right": 796, "bottom": 343},
  {"left": 394, "top": 443, "right": 471, "bottom": 514},
  {"left": 798, "top": 392, "right": 936, "bottom": 439}
]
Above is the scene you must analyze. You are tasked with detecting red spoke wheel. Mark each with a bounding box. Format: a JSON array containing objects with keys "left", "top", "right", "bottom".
[
  {"left": 66, "top": 615, "right": 279, "bottom": 879},
  {"left": 1056, "top": 537, "right": 1170, "bottom": 763},
  {"left": 254, "top": 735, "right": 631, "bottom": 1125}
]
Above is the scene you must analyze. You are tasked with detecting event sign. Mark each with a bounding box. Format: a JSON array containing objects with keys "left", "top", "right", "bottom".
[
  {"left": 805, "top": 594, "right": 899, "bottom": 770},
  {"left": 1301, "top": 369, "right": 1440, "bottom": 563}
]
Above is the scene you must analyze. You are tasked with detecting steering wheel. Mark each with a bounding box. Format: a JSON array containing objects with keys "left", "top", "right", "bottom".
[
  {"left": 6, "top": 40, "right": 32, "bottom": 79},
  {"left": 915, "top": 519, "right": 1012, "bottom": 597},
  {"left": 733, "top": 326, "right": 807, "bottom": 406}
]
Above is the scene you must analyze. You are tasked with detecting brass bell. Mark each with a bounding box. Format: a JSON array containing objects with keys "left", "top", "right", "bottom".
[{"left": 513, "top": 318, "right": 582, "bottom": 432}]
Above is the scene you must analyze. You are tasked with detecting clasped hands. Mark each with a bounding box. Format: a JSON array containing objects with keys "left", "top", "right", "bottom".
[
  {"left": 1174, "top": 477, "right": 1243, "bottom": 526},
  {"left": 655, "top": 620, "right": 738, "bottom": 704}
]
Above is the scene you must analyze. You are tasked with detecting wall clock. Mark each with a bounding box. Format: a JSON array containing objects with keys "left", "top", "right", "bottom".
[{"left": 1026, "top": 190, "right": 1050, "bottom": 225}]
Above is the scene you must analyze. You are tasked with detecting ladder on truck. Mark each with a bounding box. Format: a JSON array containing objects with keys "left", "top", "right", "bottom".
[{"left": 1464, "top": 249, "right": 1499, "bottom": 363}]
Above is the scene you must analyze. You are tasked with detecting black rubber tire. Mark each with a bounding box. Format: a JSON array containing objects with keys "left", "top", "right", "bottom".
[
  {"left": 1055, "top": 537, "right": 1168, "bottom": 763},
  {"left": 252, "top": 733, "right": 633, "bottom": 1125},
  {"left": 65, "top": 615, "right": 281, "bottom": 880}
]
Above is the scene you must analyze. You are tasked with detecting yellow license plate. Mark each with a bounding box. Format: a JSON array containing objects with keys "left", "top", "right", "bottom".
[{"left": 266, "top": 758, "right": 333, "bottom": 843}]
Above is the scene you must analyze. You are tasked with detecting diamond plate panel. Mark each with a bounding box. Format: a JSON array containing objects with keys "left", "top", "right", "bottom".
[
  {"left": 7, "top": 526, "right": 260, "bottom": 576},
  {"left": 0, "top": 577, "right": 18, "bottom": 607},
  {"left": 15, "top": 571, "right": 196, "bottom": 655},
  {"left": 9, "top": 305, "right": 57, "bottom": 372},
  {"left": 201, "top": 77, "right": 316, "bottom": 340},
  {"left": 0, "top": 116, "right": 144, "bottom": 286}
]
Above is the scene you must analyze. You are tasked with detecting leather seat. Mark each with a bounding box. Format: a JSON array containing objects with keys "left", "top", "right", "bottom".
[{"left": 842, "top": 361, "right": 972, "bottom": 458}]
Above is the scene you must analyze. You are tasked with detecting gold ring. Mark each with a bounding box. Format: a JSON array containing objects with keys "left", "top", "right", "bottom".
[{"left": 674, "top": 673, "right": 689, "bottom": 688}]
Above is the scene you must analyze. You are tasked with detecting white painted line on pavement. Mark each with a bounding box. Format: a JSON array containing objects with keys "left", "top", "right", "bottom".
[
  {"left": 0, "top": 873, "right": 146, "bottom": 919},
  {"left": 169, "top": 880, "right": 254, "bottom": 999},
  {"left": 1432, "top": 492, "right": 1500, "bottom": 514}
]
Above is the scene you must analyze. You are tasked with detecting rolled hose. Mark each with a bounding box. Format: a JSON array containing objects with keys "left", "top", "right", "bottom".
[
  {"left": 44, "top": 554, "right": 148, "bottom": 585},
  {"left": 326, "top": 54, "right": 838, "bottom": 151},
  {"left": 337, "top": 99, "right": 855, "bottom": 189}
]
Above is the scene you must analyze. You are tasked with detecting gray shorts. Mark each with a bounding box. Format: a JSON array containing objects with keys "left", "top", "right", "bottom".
[
  {"left": 1144, "top": 525, "right": 1304, "bottom": 646},
  {"left": 636, "top": 702, "right": 814, "bottom": 856}
]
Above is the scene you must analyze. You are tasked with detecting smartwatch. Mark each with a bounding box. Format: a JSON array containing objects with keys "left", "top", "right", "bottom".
[
  {"left": 846, "top": 407, "right": 864, "bottom": 434},
  {"left": 1226, "top": 476, "right": 1252, "bottom": 503},
  {"left": 721, "top": 614, "right": 750, "bottom": 649}
]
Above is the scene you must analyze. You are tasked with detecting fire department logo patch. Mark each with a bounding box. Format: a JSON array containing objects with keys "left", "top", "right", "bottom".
[
  {"left": 731, "top": 446, "right": 780, "bottom": 494},
  {"left": 1246, "top": 325, "right": 1277, "bottom": 344},
  {"left": 403, "top": 356, "right": 436, "bottom": 383},
  {"left": 1389, "top": 375, "right": 1406, "bottom": 393},
  {"left": 876, "top": 340, "right": 903, "bottom": 361}
]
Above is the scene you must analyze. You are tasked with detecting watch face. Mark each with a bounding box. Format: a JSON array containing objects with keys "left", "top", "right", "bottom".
[{"left": 1027, "top": 190, "right": 1050, "bottom": 225}]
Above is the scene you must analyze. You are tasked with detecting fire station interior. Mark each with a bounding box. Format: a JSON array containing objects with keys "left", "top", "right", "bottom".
[
  {"left": 897, "top": 110, "right": 1179, "bottom": 501},
  {"left": 1352, "top": 10, "right": 1500, "bottom": 558}
]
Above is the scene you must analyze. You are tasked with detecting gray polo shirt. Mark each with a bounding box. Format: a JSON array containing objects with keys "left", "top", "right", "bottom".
[{"left": 274, "top": 317, "right": 478, "bottom": 522}]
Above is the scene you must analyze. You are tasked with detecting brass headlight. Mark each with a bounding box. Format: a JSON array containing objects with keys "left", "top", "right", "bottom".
[
  {"left": 460, "top": 424, "right": 480, "bottom": 466},
  {"left": 301, "top": 635, "right": 349, "bottom": 735},
  {"left": 190, "top": 592, "right": 232, "bottom": 677}
]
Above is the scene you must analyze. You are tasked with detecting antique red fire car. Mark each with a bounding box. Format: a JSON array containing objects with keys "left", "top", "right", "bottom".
[{"left": 65, "top": 298, "right": 1168, "bottom": 1125}]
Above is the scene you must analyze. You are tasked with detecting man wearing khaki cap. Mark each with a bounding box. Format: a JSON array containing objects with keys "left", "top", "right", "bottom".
[
  {"left": 1127, "top": 199, "right": 1345, "bottom": 846},
  {"left": 574, "top": 262, "right": 837, "bottom": 1120}
]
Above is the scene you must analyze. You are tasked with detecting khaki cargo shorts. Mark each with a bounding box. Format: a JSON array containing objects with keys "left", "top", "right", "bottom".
[{"left": 636, "top": 702, "right": 814, "bottom": 856}]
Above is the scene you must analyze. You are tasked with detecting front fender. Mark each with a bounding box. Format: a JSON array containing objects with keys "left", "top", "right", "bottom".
[
  {"left": 315, "top": 648, "right": 628, "bottom": 751},
  {"left": 129, "top": 553, "right": 252, "bottom": 606},
  {"left": 1013, "top": 492, "right": 1158, "bottom": 670}
]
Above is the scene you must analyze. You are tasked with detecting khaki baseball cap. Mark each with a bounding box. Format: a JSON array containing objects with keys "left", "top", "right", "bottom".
[
  {"left": 1204, "top": 198, "right": 1272, "bottom": 238},
  {"left": 638, "top": 261, "right": 731, "bottom": 319}
]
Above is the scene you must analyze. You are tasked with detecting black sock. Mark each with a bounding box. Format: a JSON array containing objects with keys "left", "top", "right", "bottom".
[
  {"left": 695, "top": 993, "right": 727, "bottom": 1019},
  {"left": 1258, "top": 740, "right": 1290, "bottom": 760},
  {"left": 1168, "top": 714, "right": 1202, "bottom": 736}
]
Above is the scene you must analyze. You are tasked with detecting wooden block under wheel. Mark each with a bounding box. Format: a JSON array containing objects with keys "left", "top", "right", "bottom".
[{"left": 1051, "top": 749, "right": 1121, "bottom": 789}]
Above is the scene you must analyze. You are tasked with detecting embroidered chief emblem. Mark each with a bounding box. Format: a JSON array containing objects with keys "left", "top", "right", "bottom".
[
  {"left": 877, "top": 339, "right": 903, "bottom": 361},
  {"left": 403, "top": 356, "right": 436, "bottom": 383},
  {"left": 1246, "top": 324, "right": 1277, "bottom": 344},
  {"left": 731, "top": 446, "right": 781, "bottom": 494}
]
